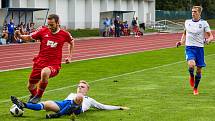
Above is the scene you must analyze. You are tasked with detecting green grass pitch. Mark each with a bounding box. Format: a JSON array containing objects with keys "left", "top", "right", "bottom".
[{"left": 1, "top": 44, "right": 215, "bottom": 121}]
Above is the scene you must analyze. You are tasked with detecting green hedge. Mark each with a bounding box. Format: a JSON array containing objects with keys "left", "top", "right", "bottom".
[{"left": 68, "top": 29, "right": 100, "bottom": 38}]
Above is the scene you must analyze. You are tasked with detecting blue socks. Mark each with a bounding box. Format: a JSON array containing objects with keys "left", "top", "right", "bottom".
[
  {"left": 194, "top": 73, "right": 201, "bottom": 89},
  {"left": 25, "top": 103, "right": 44, "bottom": 111}
]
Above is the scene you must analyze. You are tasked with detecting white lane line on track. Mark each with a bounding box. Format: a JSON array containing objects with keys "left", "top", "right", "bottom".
[
  {"left": 0, "top": 37, "right": 176, "bottom": 58},
  {"left": 0, "top": 39, "right": 175, "bottom": 67},
  {"left": 1, "top": 53, "right": 215, "bottom": 104},
  {"left": 0, "top": 36, "right": 176, "bottom": 69}
]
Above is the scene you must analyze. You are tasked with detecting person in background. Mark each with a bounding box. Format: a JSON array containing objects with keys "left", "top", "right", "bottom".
[
  {"left": 103, "top": 17, "right": 111, "bottom": 37},
  {"left": 114, "top": 16, "right": 121, "bottom": 37},
  {"left": 7, "top": 19, "right": 15, "bottom": 44}
]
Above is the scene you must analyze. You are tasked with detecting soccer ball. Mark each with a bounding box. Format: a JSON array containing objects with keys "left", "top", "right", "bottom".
[{"left": 10, "top": 104, "right": 24, "bottom": 117}]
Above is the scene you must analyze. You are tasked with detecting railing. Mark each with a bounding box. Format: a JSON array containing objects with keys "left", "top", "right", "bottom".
[{"left": 146, "top": 19, "right": 184, "bottom": 33}]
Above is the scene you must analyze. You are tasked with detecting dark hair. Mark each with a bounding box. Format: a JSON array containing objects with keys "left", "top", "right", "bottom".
[{"left": 48, "top": 14, "right": 59, "bottom": 23}]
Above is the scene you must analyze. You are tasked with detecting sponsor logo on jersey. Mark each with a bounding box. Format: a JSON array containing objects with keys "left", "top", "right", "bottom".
[{"left": 47, "top": 40, "right": 58, "bottom": 47}]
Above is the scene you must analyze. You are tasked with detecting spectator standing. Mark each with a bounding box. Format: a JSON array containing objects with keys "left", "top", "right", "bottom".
[
  {"left": 114, "top": 16, "right": 120, "bottom": 37},
  {"left": 103, "top": 17, "right": 111, "bottom": 37},
  {"left": 123, "top": 21, "right": 129, "bottom": 36},
  {"left": 7, "top": 19, "right": 15, "bottom": 44}
]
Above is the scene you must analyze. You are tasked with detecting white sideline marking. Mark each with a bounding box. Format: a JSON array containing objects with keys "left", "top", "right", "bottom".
[
  {"left": 0, "top": 61, "right": 184, "bottom": 104},
  {"left": 1, "top": 53, "right": 215, "bottom": 104}
]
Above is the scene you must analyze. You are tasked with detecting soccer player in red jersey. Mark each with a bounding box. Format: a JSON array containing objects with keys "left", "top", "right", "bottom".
[{"left": 14, "top": 14, "right": 74, "bottom": 103}]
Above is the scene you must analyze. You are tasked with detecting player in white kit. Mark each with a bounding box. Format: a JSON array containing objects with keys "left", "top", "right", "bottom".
[
  {"left": 176, "top": 6, "right": 213, "bottom": 95},
  {"left": 11, "top": 80, "right": 129, "bottom": 119}
]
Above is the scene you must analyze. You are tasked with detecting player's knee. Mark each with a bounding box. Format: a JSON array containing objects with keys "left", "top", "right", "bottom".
[
  {"left": 188, "top": 64, "right": 195, "bottom": 68},
  {"left": 41, "top": 67, "right": 51, "bottom": 78},
  {"left": 188, "top": 60, "right": 195, "bottom": 68},
  {"left": 43, "top": 101, "right": 60, "bottom": 112}
]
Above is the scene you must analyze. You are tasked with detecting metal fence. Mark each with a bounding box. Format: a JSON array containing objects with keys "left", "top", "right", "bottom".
[{"left": 156, "top": 10, "right": 191, "bottom": 20}]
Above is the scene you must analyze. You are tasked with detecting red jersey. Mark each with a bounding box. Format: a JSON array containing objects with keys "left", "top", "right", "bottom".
[{"left": 30, "top": 26, "right": 73, "bottom": 67}]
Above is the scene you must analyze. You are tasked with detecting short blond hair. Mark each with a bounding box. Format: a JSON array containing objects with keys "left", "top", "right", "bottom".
[
  {"left": 79, "top": 80, "right": 90, "bottom": 90},
  {"left": 192, "top": 6, "right": 203, "bottom": 13}
]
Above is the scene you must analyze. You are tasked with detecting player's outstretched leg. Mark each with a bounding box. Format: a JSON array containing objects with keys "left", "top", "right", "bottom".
[
  {"left": 28, "top": 95, "right": 41, "bottom": 104},
  {"left": 10, "top": 96, "right": 25, "bottom": 109}
]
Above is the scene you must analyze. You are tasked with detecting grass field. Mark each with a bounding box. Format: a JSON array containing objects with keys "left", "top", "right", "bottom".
[{"left": 1, "top": 44, "right": 215, "bottom": 121}]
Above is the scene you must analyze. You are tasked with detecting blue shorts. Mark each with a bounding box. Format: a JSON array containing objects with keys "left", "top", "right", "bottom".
[
  {"left": 55, "top": 100, "right": 82, "bottom": 115},
  {"left": 185, "top": 46, "right": 206, "bottom": 67}
]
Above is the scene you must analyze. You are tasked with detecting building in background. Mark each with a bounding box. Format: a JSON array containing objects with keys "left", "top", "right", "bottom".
[{"left": 0, "top": 0, "right": 155, "bottom": 29}]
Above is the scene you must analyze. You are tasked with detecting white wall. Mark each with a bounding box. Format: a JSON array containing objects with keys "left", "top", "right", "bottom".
[
  {"left": 20, "top": 0, "right": 27, "bottom": 7},
  {"left": 121, "top": 0, "right": 127, "bottom": 11},
  {"left": 68, "top": 0, "right": 76, "bottom": 29},
  {"left": 27, "top": 0, "right": 35, "bottom": 8},
  {"left": 11, "top": 0, "right": 20, "bottom": 7},
  {"left": 100, "top": 0, "right": 108, "bottom": 12},
  {"left": 127, "top": 0, "right": 134, "bottom": 11},
  {"left": 0, "top": 0, "right": 1, "bottom": 8},
  {"left": 114, "top": 0, "right": 121, "bottom": 11},
  {"left": 92, "top": 0, "right": 100, "bottom": 28},
  {"left": 133, "top": 0, "right": 138, "bottom": 17},
  {"left": 85, "top": 0, "right": 93, "bottom": 28},
  {"left": 49, "top": 0, "right": 56, "bottom": 14},
  {"left": 138, "top": 0, "right": 144, "bottom": 23},
  {"left": 35, "top": 0, "right": 49, "bottom": 8},
  {"left": 76, "top": 0, "right": 85, "bottom": 28},
  {"left": 148, "top": 1, "right": 155, "bottom": 22},
  {"left": 8, "top": 0, "right": 155, "bottom": 29},
  {"left": 56, "top": 0, "right": 68, "bottom": 27},
  {"left": 108, "top": 0, "right": 114, "bottom": 11}
]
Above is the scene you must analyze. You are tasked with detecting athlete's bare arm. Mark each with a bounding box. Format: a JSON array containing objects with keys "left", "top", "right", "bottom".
[
  {"left": 205, "top": 31, "right": 214, "bottom": 44},
  {"left": 14, "top": 30, "right": 33, "bottom": 41},
  {"left": 176, "top": 30, "right": 186, "bottom": 47},
  {"left": 180, "top": 30, "right": 186, "bottom": 44},
  {"left": 65, "top": 37, "right": 74, "bottom": 64}
]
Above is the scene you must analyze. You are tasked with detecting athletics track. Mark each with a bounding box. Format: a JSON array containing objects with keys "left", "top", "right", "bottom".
[{"left": 0, "top": 32, "right": 213, "bottom": 72}]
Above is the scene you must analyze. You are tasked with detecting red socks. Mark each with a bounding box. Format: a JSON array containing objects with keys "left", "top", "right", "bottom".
[{"left": 37, "top": 81, "right": 48, "bottom": 97}]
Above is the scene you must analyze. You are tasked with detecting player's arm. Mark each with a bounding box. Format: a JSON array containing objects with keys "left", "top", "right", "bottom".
[
  {"left": 89, "top": 98, "right": 129, "bottom": 110},
  {"left": 65, "top": 36, "right": 75, "bottom": 64},
  {"left": 205, "top": 31, "right": 214, "bottom": 44},
  {"left": 176, "top": 30, "right": 186, "bottom": 47},
  {"left": 14, "top": 30, "right": 33, "bottom": 41}
]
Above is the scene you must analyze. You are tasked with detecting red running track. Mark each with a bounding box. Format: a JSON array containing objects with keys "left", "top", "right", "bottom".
[{"left": 0, "top": 33, "right": 187, "bottom": 72}]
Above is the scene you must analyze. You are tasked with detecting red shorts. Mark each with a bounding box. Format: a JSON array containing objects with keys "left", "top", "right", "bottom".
[
  {"left": 133, "top": 26, "right": 139, "bottom": 33},
  {"left": 29, "top": 63, "right": 61, "bottom": 84}
]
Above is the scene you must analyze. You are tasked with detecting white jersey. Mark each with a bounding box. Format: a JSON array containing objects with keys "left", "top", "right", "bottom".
[
  {"left": 65, "top": 93, "right": 121, "bottom": 112},
  {"left": 185, "top": 19, "right": 211, "bottom": 47}
]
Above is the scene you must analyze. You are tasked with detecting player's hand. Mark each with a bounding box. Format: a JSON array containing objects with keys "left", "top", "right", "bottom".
[
  {"left": 176, "top": 41, "right": 181, "bottom": 48},
  {"left": 65, "top": 56, "right": 72, "bottom": 64},
  {"left": 204, "top": 39, "right": 210, "bottom": 45},
  {"left": 46, "top": 113, "right": 60, "bottom": 119},
  {"left": 119, "top": 106, "right": 130, "bottom": 110}
]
